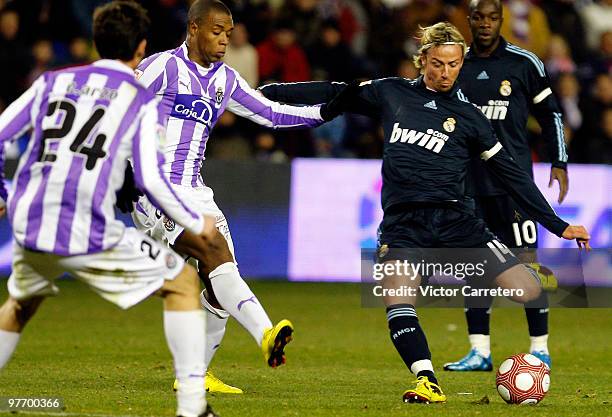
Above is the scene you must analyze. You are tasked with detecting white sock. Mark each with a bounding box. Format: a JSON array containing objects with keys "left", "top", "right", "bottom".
[
  {"left": 164, "top": 310, "right": 206, "bottom": 417},
  {"left": 200, "top": 289, "right": 229, "bottom": 368},
  {"left": 530, "top": 335, "right": 549, "bottom": 354},
  {"left": 410, "top": 359, "right": 434, "bottom": 375},
  {"left": 209, "top": 262, "right": 272, "bottom": 345},
  {"left": 204, "top": 310, "right": 228, "bottom": 369},
  {"left": 0, "top": 329, "right": 20, "bottom": 368},
  {"left": 469, "top": 334, "right": 491, "bottom": 357}
]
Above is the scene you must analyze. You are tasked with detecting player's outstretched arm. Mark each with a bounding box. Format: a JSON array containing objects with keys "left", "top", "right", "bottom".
[
  {"left": 130, "top": 100, "right": 204, "bottom": 235},
  {"left": 259, "top": 80, "right": 379, "bottom": 118},
  {"left": 258, "top": 81, "right": 346, "bottom": 105},
  {"left": 483, "top": 146, "right": 591, "bottom": 249},
  {"left": 227, "top": 71, "right": 327, "bottom": 128}
]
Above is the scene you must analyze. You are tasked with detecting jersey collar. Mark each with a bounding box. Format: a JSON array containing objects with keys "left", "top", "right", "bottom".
[
  {"left": 177, "top": 42, "right": 221, "bottom": 75},
  {"left": 92, "top": 59, "right": 135, "bottom": 75},
  {"left": 415, "top": 75, "right": 461, "bottom": 97},
  {"left": 466, "top": 36, "right": 507, "bottom": 59}
]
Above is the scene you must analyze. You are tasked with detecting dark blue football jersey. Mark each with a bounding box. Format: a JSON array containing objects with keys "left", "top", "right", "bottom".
[{"left": 458, "top": 37, "right": 567, "bottom": 196}]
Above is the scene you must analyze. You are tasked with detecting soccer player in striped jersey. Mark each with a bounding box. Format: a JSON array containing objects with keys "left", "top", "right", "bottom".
[
  {"left": 130, "top": 0, "right": 332, "bottom": 394},
  {"left": 0, "top": 2, "right": 218, "bottom": 416}
]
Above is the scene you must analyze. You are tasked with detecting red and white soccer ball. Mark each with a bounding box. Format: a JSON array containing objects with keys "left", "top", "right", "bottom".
[{"left": 496, "top": 353, "right": 550, "bottom": 404}]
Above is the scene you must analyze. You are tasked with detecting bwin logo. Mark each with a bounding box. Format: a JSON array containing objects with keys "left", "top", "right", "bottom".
[
  {"left": 389, "top": 123, "right": 449, "bottom": 153},
  {"left": 392, "top": 327, "right": 416, "bottom": 339},
  {"left": 477, "top": 100, "right": 509, "bottom": 120}
]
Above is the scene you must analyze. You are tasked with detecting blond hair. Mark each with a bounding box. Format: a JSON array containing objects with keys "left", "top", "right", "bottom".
[{"left": 413, "top": 22, "right": 467, "bottom": 73}]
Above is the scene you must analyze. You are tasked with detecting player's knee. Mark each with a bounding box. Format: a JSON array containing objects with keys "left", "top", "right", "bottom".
[
  {"left": 181, "top": 264, "right": 200, "bottom": 296},
  {"left": 520, "top": 281, "right": 542, "bottom": 304},
  {"left": 196, "top": 230, "right": 234, "bottom": 267}
]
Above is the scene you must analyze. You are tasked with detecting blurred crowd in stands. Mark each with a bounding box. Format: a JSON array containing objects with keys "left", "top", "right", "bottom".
[{"left": 0, "top": 0, "right": 611, "bottom": 164}]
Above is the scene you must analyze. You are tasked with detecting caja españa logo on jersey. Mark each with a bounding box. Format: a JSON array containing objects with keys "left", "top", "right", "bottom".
[
  {"left": 171, "top": 94, "right": 217, "bottom": 126},
  {"left": 389, "top": 122, "right": 449, "bottom": 153}
]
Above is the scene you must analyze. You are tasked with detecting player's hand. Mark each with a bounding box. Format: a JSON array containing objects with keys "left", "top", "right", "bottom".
[
  {"left": 549, "top": 167, "right": 568, "bottom": 204},
  {"left": 561, "top": 225, "right": 591, "bottom": 251},
  {"left": 0, "top": 206, "right": 5, "bottom": 219},
  {"left": 199, "top": 214, "right": 217, "bottom": 240}
]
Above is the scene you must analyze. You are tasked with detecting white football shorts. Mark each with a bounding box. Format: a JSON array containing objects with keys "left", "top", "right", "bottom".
[
  {"left": 7, "top": 227, "right": 185, "bottom": 309},
  {"left": 133, "top": 184, "right": 236, "bottom": 256}
]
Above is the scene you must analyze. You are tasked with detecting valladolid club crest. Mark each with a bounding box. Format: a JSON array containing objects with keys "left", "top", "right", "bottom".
[{"left": 215, "top": 87, "right": 224, "bottom": 104}]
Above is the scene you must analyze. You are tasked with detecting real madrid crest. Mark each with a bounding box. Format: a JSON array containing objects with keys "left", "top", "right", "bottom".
[
  {"left": 499, "top": 80, "right": 512, "bottom": 96},
  {"left": 215, "top": 87, "right": 224, "bottom": 104},
  {"left": 443, "top": 117, "right": 456, "bottom": 133}
]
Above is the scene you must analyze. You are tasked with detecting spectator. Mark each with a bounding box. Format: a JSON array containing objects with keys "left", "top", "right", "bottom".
[
  {"left": 396, "top": 56, "right": 419, "bottom": 79},
  {"left": 253, "top": 132, "right": 290, "bottom": 163},
  {"left": 0, "top": 8, "right": 31, "bottom": 103},
  {"left": 545, "top": 34, "right": 576, "bottom": 80},
  {"left": 224, "top": 23, "right": 258, "bottom": 87},
  {"left": 582, "top": 73, "right": 612, "bottom": 136},
  {"left": 500, "top": 0, "right": 551, "bottom": 58},
  {"left": 68, "top": 36, "right": 93, "bottom": 65},
  {"left": 318, "top": 0, "right": 370, "bottom": 57},
  {"left": 307, "top": 19, "right": 359, "bottom": 81},
  {"left": 277, "top": 0, "right": 323, "bottom": 49},
  {"left": 584, "top": 107, "right": 612, "bottom": 163},
  {"left": 579, "top": 0, "right": 612, "bottom": 52},
  {"left": 256, "top": 20, "right": 311, "bottom": 83},
  {"left": 593, "top": 30, "right": 612, "bottom": 75},
  {"left": 556, "top": 72, "right": 583, "bottom": 133},
  {"left": 27, "top": 38, "right": 54, "bottom": 85},
  {"left": 540, "top": 0, "right": 588, "bottom": 63}
]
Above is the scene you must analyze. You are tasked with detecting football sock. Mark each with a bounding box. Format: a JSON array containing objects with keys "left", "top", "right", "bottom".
[
  {"left": 209, "top": 262, "right": 272, "bottom": 345},
  {"left": 465, "top": 305, "right": 492, "bottom": 335},
  {"left": 525, "top": 292, "right": 549, "bottom": 353},
  {"left": 0, "top": 329, "right": 20, "bottom": 368},
  {"left": 386, "top": 304, "right": 434, "bottom": 380},
  {"left": 465, "top": 304, "right": 492, "bottom": 356},
  {"left": 163, "top": 310, "right": 206, "bottom": 417},
  {"left": 529, "top": 334, "right": 549, "bottom": 354},
  {"left": 204, "top": 311, "right": 228, "bottom": 369},
  {"left": 411, "top": 359, "right": 438, "bottom": 385},
  {"left": 468, "top": 334, "right": 491, "bottom": 357},
  {"left": 525, "top": 292, "right": 549, "bottom": 336}
]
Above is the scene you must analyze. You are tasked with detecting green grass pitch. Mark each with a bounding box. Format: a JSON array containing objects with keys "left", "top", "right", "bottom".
[{"left": 0, "top": 280, "right": 610, "bottom": 417}]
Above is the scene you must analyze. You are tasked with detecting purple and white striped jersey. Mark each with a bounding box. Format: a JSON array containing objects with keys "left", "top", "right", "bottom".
[
  {"left": 0, "top": 60, "right": 204, "bottom": 256},
  {"left": 136, "top": 42, "right": 324, "bottom": 187}
]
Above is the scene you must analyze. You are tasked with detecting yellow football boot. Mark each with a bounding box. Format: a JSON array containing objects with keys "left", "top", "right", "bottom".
[
  {"left": 527, "top": 263, "right": 558, "bottom": 292},
  {"left": 173, "top": 371, "right": 243, "bottom": 394},
  {"left": 402, "top": 376, "right": 447, "bottom": 404},
  {"left": 261, "top": 319, "right": 294, "bottom": 367}
]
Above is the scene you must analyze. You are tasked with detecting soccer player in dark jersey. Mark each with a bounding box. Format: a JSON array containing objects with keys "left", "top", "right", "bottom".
[
  {"left": 259, "top": 22, "right": 590, "bottom": 403},
  {"left": 442, "top": 0, "right": 567, "bottom": 372}
]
